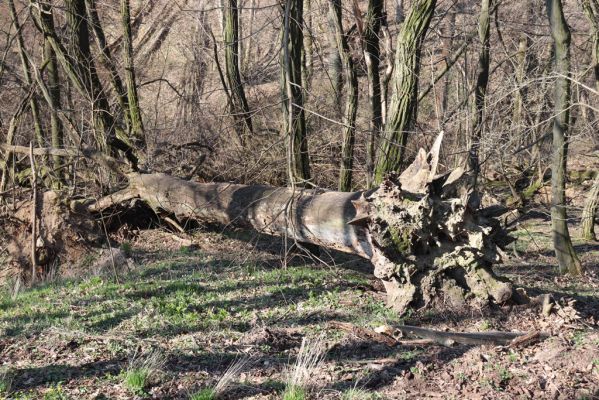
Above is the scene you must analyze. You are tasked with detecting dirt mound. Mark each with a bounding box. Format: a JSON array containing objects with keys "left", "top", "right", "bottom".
[{"left": 1, "top": 191, "right": 102, "bottom": 283}]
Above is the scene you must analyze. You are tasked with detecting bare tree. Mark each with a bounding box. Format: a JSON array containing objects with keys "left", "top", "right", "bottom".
[
  {"left": 468, "top": 0, "right": 492, "bottom": 177},
  {"left": 40, "top": 1, "right": 64, "bottom": 185},
  {"left": 329, "top": 0, "right": 358, "bottom": 192},
  {"left": 121, "top": 0, "right": 145, "bottom": 142},
  {"left": 223, "top": 0, "right": 253, "bottom": 137},
  {"left": 281, "top": 0, "right": 310, "bottom": 186},
  {"left": 363, "top": 0, "right": 383, "bottom": 188},
  {"left": 546, "top": 0, "right": 583, "bottom": 275}
]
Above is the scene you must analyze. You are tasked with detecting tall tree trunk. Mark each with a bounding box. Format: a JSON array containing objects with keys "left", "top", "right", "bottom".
[
  {"left": 546, "top": 0, "right": 583, "bottom": 275},
  {"left": 329, "top": 0, "right": 358, "bottom": 192},
  {"left": 40, "top": 1, "right": 64, "bottom": 186},
  {"left": 85, "top": 0, "right": 131, "bottom": 131},
  {"left": 468, "top": 0, "right": 492, "bottom": 177},
  {"left": 223, "top": 0, "right": 253, "bottom": 137},
  {"left": 582, "top": 174, "right": 599, "bottom": 240},
  {"left": 281, "top": 0, "right": 310, "bottom": 186},
  {"left": 374, "top": 0, "right": 436, "bottom": 184},
  {"left": 364, "top": 0, "right": 383, "bottom": 188},
  {"left": 8, "top": 0, "right": 45, "bottom": 149}
]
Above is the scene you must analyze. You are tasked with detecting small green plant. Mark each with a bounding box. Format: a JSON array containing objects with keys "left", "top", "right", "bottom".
[
  {"left": 456, "top": 372, "right": 467, "bottom": 383},
  {"left": 480, "top": 320, "right": 492, "bottom": 331},
  {"left": 123, "top": 349, "right": 164, "bottom": 396},
  {"left": 190, "top": 388, "right": 216, "bottom": 400},
  {"left": 0, "top": 368, "right": 13, "bottom": 396},
  {"left": 43, "top": 384, "right": 69, "bottom": 400},
  {"left": 572, "top": 331, "right": 586, "bottom": 347},
  {"left": 399, "top": 350, "right": 421, "bottom": 361},
  {"left": 507, "top": 351, "right": 518, "bottom": 363},
  {"left": 410, "top": 366, "right": 421, "bottom": 375},
  {"left": 120, "top": 242, "right": 133, "bottom": 257},
  {"left": 283, "top": 385, "right": 306, "bottom": 400},
  {"left": 498, "top": 366, "right": 512, "bottom": 383}
]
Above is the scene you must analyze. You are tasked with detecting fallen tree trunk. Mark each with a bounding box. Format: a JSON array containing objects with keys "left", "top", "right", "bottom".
[
  {"left": 4, "top": 134, "right": 514, "bottom": 313},
  {"left": 90, "top": 134, "right": 514, "bottom": 313}
]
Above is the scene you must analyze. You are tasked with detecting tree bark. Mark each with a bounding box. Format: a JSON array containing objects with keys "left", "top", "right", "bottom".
[
  {"left": 281, "top": 0, "right": 310, "bottom": 186},
  {"left": 223, "top": 0, "right": 253, "bottom": 137},
  {"left": 363, "top": 0, "right": 383, "bottom": 188},
  {"left": 546, "top": 0, "right": 583, "bottom": 275},
  {"left": 90, "top": 135, "right": 513, "bottom": 313},
  {"left": 329, "top": 0, "right": 358, "bottom": 192},
  {"left": 40, "top": 1, "right": 64, "bottom": 186},
  {"left": 582, "top": 174, "right": 599, "bottom": 240},
  {"left": 374, "top": 0, "right": 436, "bottom": 184},
  {"left": 121, "top": 0, "right": 144, "bottom": 142},
  {"left": 468, "top": 0, "right": 492, "bottom": 177}
]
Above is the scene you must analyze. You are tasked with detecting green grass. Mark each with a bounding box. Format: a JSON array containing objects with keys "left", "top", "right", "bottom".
[
  {"left": 0, "top": 249, "right": 392, "bottom": 398},
  {"left": 190, "top": 388, "right": 216, "bottom": 400},
  {"left": 124, "top": 368, "right": 150, "bottom": 396},
  {"left": 283, "top": 385, "right": 307, "bottom": 400},
  {"left": 0, "top": 251, "right": 382, "bottom": 341}
]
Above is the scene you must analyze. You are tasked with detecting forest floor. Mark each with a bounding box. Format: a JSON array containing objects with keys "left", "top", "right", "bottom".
[{"left": 1, "top": 216, "right": 599, "bottom": 400}]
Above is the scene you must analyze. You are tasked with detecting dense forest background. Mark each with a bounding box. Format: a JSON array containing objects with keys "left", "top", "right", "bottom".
[{"left": 0, "top": 0, "right": 598, "bottom": 398}]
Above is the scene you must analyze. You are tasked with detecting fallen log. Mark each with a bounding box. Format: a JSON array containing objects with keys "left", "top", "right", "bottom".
[
  {"left": 89, "top": 134, "right": 514, "bottom": 313},
  {"left": 5, "top": 134, "right": 515, "bottom": 313}
]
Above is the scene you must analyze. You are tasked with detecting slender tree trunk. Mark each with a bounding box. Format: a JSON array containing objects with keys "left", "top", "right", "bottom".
[
  {"left": 374, "top": 0, "right": 436, "bottom": 184},
  {"left": 223, "top": 0, "right": 253, "bottom": 137},
  {"left": 40, "top": 2, "right": 64, "bottom": 186},
  {"left": 329, "top": 0, "right": 358, "bottom": 192},
  {"left": 468, "top": 0, "right": 492, "bottom": 176},
  {"left": 281, "top": 0, "right": 310, "bottom": 186},
  {"left": 243, "top": 0, "right": 256, "bottom": 74},
  {"left": 326, "top": 3, "right": 343, "bottom": 101},
  {"left": 583, "top": 0, "right": 599, "bottom": 93},
  {"left": 364, "top": 0, "right": 383, "bottom": 188},
  {"left": 121, "top": 0, "right": 145, "bottom": 143},
  {"left": 582, "top": 0, "right": 599, "bottom": 147},
  {"left": 85, "top": 0, "right": 131, "bottom": 131},
  {"left": 8, "top": 0, "right": 45, "bottom": 149},
  {"left": 302, "top": 0, "right": 313, "bottom": 89},
  {"left": 582, "top": 174, "right": 599, "bottom": 240},
  {"left": 546, "top": 0, "right": 583, "bottom": 275},
  {"left": 512, "top": 8, "right": 530, "bottom": 133}
]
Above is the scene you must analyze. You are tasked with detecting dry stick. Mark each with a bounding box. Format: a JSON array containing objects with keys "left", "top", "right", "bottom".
[
  {"left": 393, "top": 325, "right": 530, "bottom": 346},
  {"left": 99, "top": 209, "right": 120, "bottom": 284},
  {"left": 29, "top": 142, "right": 37, "bottom": 284}
]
